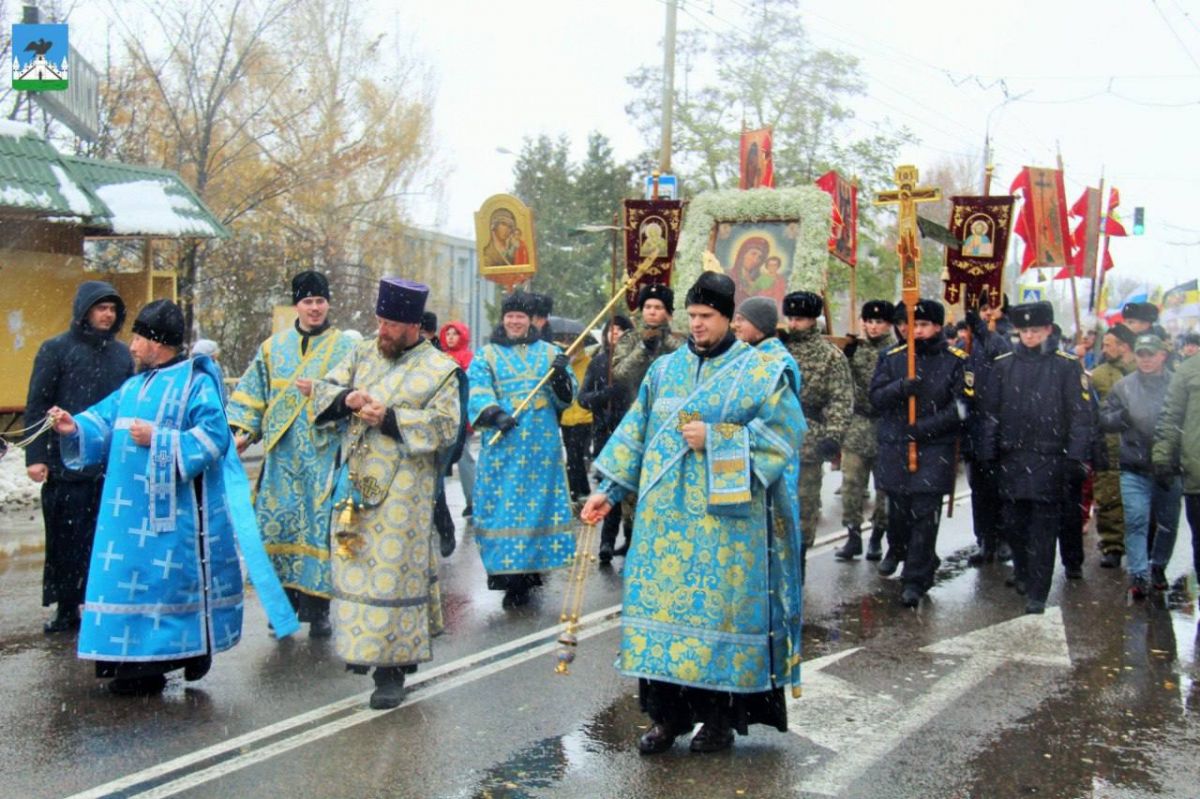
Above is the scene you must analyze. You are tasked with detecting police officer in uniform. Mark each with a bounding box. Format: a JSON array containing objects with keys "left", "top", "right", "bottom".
[
  {"left": 979, "top": 302, "right": 1092, "bottom": 614},
  {"left": 782, "top": 291, "right": 853, "bottom": 556},
  {"left": 835, "top": 300, "right": 895, "bottom": 560},
  {"left": 869, "top": 299, "right": 966, "bottom": 606}
]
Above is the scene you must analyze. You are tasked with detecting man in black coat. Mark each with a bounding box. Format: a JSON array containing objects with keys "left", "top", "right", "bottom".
[
  {"left": 963, "top": 295, "right": 1014, "bottom": 565},
  {"left": 979, "top": 302, "right": 1092, "bottom": 614},
  {"left": 870, "top": 299, "right": 967, "bottom": 607},
  {"left": 24, "top": 281, "right": 134, "bottom": 632}
]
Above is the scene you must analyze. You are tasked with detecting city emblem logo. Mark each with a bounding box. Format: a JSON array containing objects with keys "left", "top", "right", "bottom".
[{"left": 11, "top": 23, "right": 69, "bottom": 91}]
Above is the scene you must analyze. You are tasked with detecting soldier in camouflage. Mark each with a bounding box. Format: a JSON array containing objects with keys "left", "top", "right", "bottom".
[
  {"left": 611, "top": 284, "right": 686, "bottom": 397},
  {"left": 782, "top": 291, "right": 854, "bottom": 554},
  {"left": 834, "top": 300, "right": 896, "bottom": 561},
  {"left": 1091, "top": 323, "right": 1137, "bottom": 568}
]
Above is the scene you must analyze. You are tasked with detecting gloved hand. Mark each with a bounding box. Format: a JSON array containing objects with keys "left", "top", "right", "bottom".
[
  {"left": 817, "top": 438, "right": 840, "bottom": 461},
  {"left": 842, "top": 333, "right": 860, "bottom": 360},
  {"left": 494, "top": 411, "right": 518, "bottom": 433},
  {"left": 903, "top": 376, "right": 922, "bottom": 397},
  {"left": 551, "top": 353, "right": 570, "bottom": 374},
  {"left": 1153, "top": 461, "right": 1176, "bottom": 491}
]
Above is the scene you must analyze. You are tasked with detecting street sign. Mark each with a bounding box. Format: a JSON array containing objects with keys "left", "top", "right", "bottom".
[
  {"left": 31, "top": 45, "right": 99, "bottom": 141},
  {"left": 1019, "top": 285, "right": 1045, "bottom": 303},
  {"left": 643, "top": 174, "right": 677, "bottom": 200}
]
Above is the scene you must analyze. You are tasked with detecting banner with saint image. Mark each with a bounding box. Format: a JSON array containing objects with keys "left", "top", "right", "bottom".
[
  {"left": 942, "top": 195, "right": 1014, "bottom": 309},
  {"left": 623, "top": 199, "right": 684, "bottom": 310}
]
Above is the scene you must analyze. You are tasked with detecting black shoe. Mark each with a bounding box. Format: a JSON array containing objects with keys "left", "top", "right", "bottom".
[
  {"left": 184, "top": 655, "right": 212, "bottom": 682},
  {"left": 461, "top": 504, "right": 473, "bottom": 518},
  {"left": 1129, "top": 575, "right": 1149, "bottom": 600},
  {"left": 689, "top": 721, "right": 734, "bottom": 753},
  {"left": 1151, "top": 565, "right": 1168, "bottom": 591},
  {"left": 501, "top": 586, "right": 530, "bottom": 608},
  {"left": 43, "top": 604, "right": 81, "bottom": 634},
  {"left": 598, "top": 540, "right": 614, "bottom": 564},
  {"left": 108, "top": 675, "right": 167, "bottom": 696},
  {"left": 369, "top": 667, "right": 407, "bottom": 710},
  {"left": 1099, "top": 551, "right": 1122, "bottom": 569},
  {"left": 638, "top": 722, "right": 680, "bottom": 755},
  {"left": 310, "top": 616, "right": 333, "bottom": 639},
  {"left": 996, "top": 542, "right": 1013, "bottom": 562},
  {"left": 1025, "top": 599, "right": 1046, "bottom": 614},
  {"left": 439, "top": 527, "right": 457, "bottom": 558},
  {"left": 877, "top": 551, "right": 901, "bottom": 576},
  {"left": 1065, "top": 566, "right": 1083, "bottom": 580},
  {"left": 864, "top": 530, "right": 884, "bottom": 561},
  {"left": 967, "top": 549, "right": 995, "bottom": 567},
  {"left": 900, "top": 586, "right": 921, "bottom": 608},
  {"left": 834, "top": 529, "right": 863, "bottom": 561}
]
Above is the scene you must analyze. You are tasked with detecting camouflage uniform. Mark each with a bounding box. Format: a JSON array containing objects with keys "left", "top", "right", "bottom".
[
  {"left": 1091, "top": 356, "right": 1133, "bottom": 556},
  {"left": 841, "top": 332, "right": 895, "bottom": 534},
  {"left": 784, "top": 328, "right": 854, "bottom": 546},
  {"left": 610, "top": 321, "right": 685, "bottom": 397}
]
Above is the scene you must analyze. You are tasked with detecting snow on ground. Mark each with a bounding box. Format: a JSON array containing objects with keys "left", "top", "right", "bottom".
[{"left": 0, "top": 451, "right": 40, "bottom": 509}]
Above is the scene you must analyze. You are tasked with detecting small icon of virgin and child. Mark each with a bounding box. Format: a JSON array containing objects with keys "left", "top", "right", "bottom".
[
  {"left": 483, "top": 207, "right": 530, "bottom": 267},
  {"left": 710, "top": 221, "right": 797, "bottom": 307}
]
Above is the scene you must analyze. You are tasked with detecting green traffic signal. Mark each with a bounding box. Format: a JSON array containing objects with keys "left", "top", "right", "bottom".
[{"left": 1133, "top": 206, "right": 1145, "bottom": 235}]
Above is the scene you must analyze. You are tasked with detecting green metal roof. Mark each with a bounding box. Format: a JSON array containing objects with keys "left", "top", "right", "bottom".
[
  {"left": 0, "top": 122, "right": 228, "bottom": 239},
  {"left": 62, "top": 156, "right": 229, "bottom": 239},
  {"left": 0, "top": 121, "right": 108, "bottom": 220}
]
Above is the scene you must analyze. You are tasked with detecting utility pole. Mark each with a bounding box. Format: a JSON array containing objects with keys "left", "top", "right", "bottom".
[{"left": 660, "top": 0, "right": 677, "bottom": 174}]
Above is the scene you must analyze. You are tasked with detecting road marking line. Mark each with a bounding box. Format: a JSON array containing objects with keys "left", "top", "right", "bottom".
[{"left": 63, "top": 605, "right": 623, "bottom": 799}]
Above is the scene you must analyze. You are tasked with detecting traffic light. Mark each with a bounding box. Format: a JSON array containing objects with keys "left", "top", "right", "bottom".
[{"left": 1133, "top": 207, "right": 1145, "bottom": 235}]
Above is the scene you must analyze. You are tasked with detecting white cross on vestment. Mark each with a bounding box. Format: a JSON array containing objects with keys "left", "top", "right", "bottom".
[
  {"left": 148, "top": 601, "right": 166, "bottom": 630},
  {"left": 99, "top": 540, "right": 125, "bottom": 571},
  {"left": 107, "top": 487, "right": 133, "bottom": 518},
  {"left": 120, "top": 440, "right": 140, "bottom": 464},
  {"left": 93, "top": 595, "right": 105, "bottom": 626},
  {"left": 172, "top": 629, "right": 193, "bottom": 653},
  {"left": 133, "top": 473, "right": 149, "bottom": 491},
  {"left": 117, "top": 571, "right": 148, "bottom": 599},
  {"left": 161, "top": 394, "right": 185, "bottom": 419},
  {"left": 217, "top": 623, "right": 237, "bottom": 649},
  {"left": 128, "top": 517, "right": 156, "bottom": 548},
  {"left": 153, "top": 549, "right": 183, "bottom": 580},
  {"left": 212, "top": 574, "right": 230, "bottom": 597},
  {"left": 109, "top": 625, "right": 140, "bottom": 657}
]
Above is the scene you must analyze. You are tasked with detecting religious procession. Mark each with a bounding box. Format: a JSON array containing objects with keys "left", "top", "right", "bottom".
[{"left": 3, "top": 2, "right": 1200, "bottom": 797}]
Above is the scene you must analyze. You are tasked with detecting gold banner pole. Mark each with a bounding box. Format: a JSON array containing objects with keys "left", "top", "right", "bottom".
[{"left": 487, "top": 253, "right": 659, "bottom": 446}]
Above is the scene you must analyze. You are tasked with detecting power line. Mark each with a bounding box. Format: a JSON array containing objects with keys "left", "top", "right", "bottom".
[{"left": 1150, "top": 0, "right": 1200, "bottom": 72}]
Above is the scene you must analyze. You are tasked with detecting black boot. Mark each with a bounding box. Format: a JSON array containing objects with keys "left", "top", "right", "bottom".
[
  {"left": 864, "top": 529, "right": 884, "bottom": 561},
  {"left": 638, "top": 721, "right": 681, "bottom": 755},
  {"left": 310, "top": 610, "right": 333, "bottom": 639},
  {"left": 43, "top": 603, "right": 81, "bottom": 634},
  {"left": 598, "top": 523, "right": 617, "bottom": 564},
  {"left": 369, "top": 667, "right": 407, "bottom": 710},
  {"left": 690, "top": 715, "right": 734, "bottom": 753},
  {"left": 108, "top": 674, "right": 167, "bottom": 696},
  {"left": 834, "top": 527, "right": 863, "bottom": 561},
  {"left": 878, "top": 549, "right": 902, "bottom": 576},
  {"left": 184, "top": 655, "right": 212, "bottom": 682}
]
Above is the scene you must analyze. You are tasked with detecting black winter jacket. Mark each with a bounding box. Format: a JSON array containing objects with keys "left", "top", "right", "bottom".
[
  {"left": 24, "top": 281, "right": 133, "bottom": 480},
  {"left": 870, "top": 336, "right": 967, "bottom": 495},
  {"left": 979, "top": 342, "right": 1092, "bottom": 502}
]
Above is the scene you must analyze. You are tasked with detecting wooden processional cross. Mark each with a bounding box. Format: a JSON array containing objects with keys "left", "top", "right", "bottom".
[{"left": 874, "top": 165, "right": 941, "bottom": 473}]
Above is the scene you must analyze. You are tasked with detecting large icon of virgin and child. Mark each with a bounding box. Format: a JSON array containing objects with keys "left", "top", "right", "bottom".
[{"left": 708, "top": 220, "right": 799, "bottom": 306}]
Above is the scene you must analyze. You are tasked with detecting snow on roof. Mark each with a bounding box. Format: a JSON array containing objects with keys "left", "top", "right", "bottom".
[
  {"left": 0, "top": 184, "right": 53, "bottom": 210},
  {"left": 0, "top": 119, "right": 39, "bottom": 139},
  {"left": 49, "top": 164, "right": 93, "bottom": 216},
  {"left": 95, "top": 179, "right": 221, "bottom": 237}
]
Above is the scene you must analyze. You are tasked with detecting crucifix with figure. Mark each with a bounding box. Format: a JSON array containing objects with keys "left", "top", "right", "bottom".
[{"left": 874, "top": 165, "right": 941, "bottom": 473}]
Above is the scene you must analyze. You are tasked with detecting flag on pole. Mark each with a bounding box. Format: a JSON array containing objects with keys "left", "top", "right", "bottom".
[
  {"left": 739, "top": 127, "right": 774, "bottom": 189},
  {"left": 941, "top": 195, "right": 1015, "bottom": 307},
  {"left": 1162, "top": 278, "right": 1200, "bottom": 337},
  {"left": 1010, "top": 167, "right": 1072, "bottom": 271},
  {"left": 1105, "top": 187, "right": 1128, "bottom": 237},
  {"left": 1055, "top": 187, "right": 1101, "bottom": 280}
]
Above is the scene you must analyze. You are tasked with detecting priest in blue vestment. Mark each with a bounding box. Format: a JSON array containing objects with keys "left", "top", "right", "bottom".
[
  {"left": 582, "top": 273, "right": 806, "bottom": 755},
  {"left": 52, "top": 300, "right": 296, "bottom": 695},
  {"left": 467, "top": 291, "right": 577, "bottom": 608}
]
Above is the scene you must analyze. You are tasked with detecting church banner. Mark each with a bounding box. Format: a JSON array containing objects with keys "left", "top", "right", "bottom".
[
  {"left": 1010, "top": 167, "right": 1071, "bottom": 271},
  {"left": 942, "top": 195, "right": 1014, "bottom": 308},
  {"left": 623, "top": 199, "right": 684, "bottom": 310},
  {"left": 739, "top": 127, "right": 774, "bottom": 190},
  {"left": 815, "top": 170, "right": 858, "bottom": 267}
]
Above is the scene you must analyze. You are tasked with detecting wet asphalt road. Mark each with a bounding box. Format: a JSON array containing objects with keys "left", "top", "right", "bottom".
[{"left": 2, "top": 466, "right": 1199, "bottom": 799}]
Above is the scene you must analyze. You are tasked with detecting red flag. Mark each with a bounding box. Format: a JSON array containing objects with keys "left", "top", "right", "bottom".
[
  {"left": 1055, "top": 187, "right": 1101, "bottom": 280},
  {"left": 1104, "top": 187, "right": 1128, "bottom": 236},
  {"left": 739, "top": 127, "right": 774, "bottom": 189},
  {"left": 1010, "top": 167, "right": 1072, "bottom": 272},
  {"left": 814, "top": 170, "right": 857, "bottom": 266}
]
